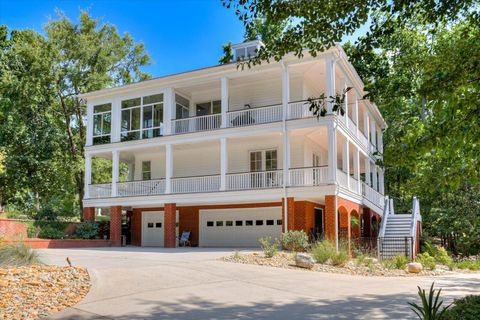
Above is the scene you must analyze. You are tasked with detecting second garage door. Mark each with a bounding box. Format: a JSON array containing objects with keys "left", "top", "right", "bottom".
[{"left": 199, "top": 207, "right": 282, "bottom": 247}]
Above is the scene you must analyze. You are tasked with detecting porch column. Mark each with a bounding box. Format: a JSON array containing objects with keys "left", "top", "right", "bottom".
[
  {"left": 86, "top": 103, "right": 93, "bottom": 146},
  {"left": 282, "top": 62, "right": 290, "bottom": 187},
  {"left": 221, "top": 77, "right": 229, "bottom": 128},
  {"left": 220, "top": 138, "right": 228, "bottom": 191},
  {"left": 281, "top": 61, "right": 290, "bottom": 120},
  {"left": 127, "top": 162, "right": 135, "bottom": 181},
  {"left": 111, "top": 98, "right": 121, "bottom": 143},
  {"left": 282, "top": 197, "right": 295, "bottom": 232},
  {"left": 353, "top": 148, "right": 361, "bottom": 192},
  {"left": 342, "top": 139, "right": 350, "bottom": 188},
  {"left": 164, "top": 87, "right": 174, "bottom": 135},
  {"left": 324, "top": 195, "right": 337, "bottom": 242},
  {"left": 378, "top": 129, "right": 384, "bottom": 153},
  {"left": 84, "top": 153, "right": 92, "bottom": 199},
  {"left": 325, "top": 55, "right": 336, "bottom": 113},
  {"left": 379, "top": 167, "right": 385, "bottom": 194},
  {"left": 365, "top": 159, "right": 371, "bottom": 186},
  {"left": 165, "top": 144, "right": 173, "bottom": 193},
  {"left": 364, "top": 111, "right": 370, "bottom": 143},
  {"left": 164, "top": 203, "right": 177, "bottom": 248},
  {"left": 110, "top": 205, "right": 122, "bottom": 246},
  {"left": 327, "top": 123, "right": 337, "bottom": 182},
  {"left": 372, "top": 163, "right": 378, "bottom": 191},
  {"left": 111, "top": 150, "right": 119, "bottom": 197},
  {"left": 370, "top": 117, "right": 377, "bottom": 148},
  {"left": 344, "top": 81, "right": 349, "bottom": 127}
]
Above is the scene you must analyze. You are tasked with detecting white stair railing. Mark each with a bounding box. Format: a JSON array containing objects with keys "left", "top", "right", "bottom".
[
  {"left": 410, "top": 197, "right": 421, "bottom": 258},
  {"left": 379, "top": 196, "right": 391, "bottom": 238},
  {"left": 227, "top": 104, "right": 282, "bottom": 127}
]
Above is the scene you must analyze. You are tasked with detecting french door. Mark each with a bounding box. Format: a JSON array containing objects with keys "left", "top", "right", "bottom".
[{"left": 249, "top": 149, "right": 278, "bottom": 188}]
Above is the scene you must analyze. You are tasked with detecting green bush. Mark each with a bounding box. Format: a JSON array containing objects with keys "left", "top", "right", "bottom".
[
  {"left": 258, "top": 236, "right": 279, "bottom": 258},
  {"left": 311, "top": 240, "right": 336, "bottom": 264},
  {"left": 416, "top": 252, "right": 436, "bottom": 270},
  {"left": 453, "top": 260, "right": 480, "bottom": 271},
  {"left": 383, "top": 255, "right": 409, "bottom": 270},
  {"left": 281, "top": 231, "right": 309, "bottom": 252},
  {"left": 408, "top": 282, "right": 450, "bottom": 320},
  {"left": 442, "top": 295, "right": 480, "bottom": 320},
  {"left": 424, "top": 241, "right": 453, "bottom": 266},
  {"left": 75, "top": 221, "right": 99, "bottom": 239},
  {"left": 331, "top": 250, "right": 349, "bottom": 266},
  {"left": 0, "top": 242, "right": 43, "bottom": 266},
  {"left": 38, "top": 226, "right": 65, "bottom": 239}
]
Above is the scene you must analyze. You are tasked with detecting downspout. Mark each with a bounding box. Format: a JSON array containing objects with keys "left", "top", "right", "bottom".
[{"left": 281, "top": 60, "right": 289, "bottom": 232}]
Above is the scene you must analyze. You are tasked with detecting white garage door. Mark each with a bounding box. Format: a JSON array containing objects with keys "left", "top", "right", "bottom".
[
  {"left": 200, "top": 207, "right": 282, "bottom": 247},
  {"left": 141, "top": 211, "right": 179, "bottom": 247}
]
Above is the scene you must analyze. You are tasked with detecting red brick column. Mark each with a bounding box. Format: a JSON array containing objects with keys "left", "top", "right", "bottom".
[
  {"left": 110, "top": 206, "right": 122, "bottom": 246},
  {"left": 131, "top": 208, "right": 142, "bottom": 246},
  {"left": 164, "top": 203, "right": 177, "bottom": 248},
  {"left": 282, "top": 197, "right": 295, "bottom": 232},
  {"left": 324, "top": 195, "right": 336, "bottom": 242},
  {"left": 83, "top": 207, "right": 95, "bottom": 222},
  {"left": 339, "top": 209, "right": 351, "bottom": 255}
]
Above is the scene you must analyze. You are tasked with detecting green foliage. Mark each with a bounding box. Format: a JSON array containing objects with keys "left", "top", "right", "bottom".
[
  {"left": 408, "top": 282, "right": 450, "bottom": 320},
  {"left": 75, "top": 221, "right": 99, "bottom": 239},
  {"left": 424, "top": 241, "right": 453, "bottom": 266},
  {"left": 383, "top": 255, "right": 409, "bottom": 270},
  {"left": 258, "top": 236, "right": 279, "bottom": 258},
  {"left": 0, "top": 242, "right": 43, "bottom": 266},
  {"left": 281, "top": 231, "right": 309, "bottom": 252},
  {"left": 442, "top": 295, "right": 480, "bottom": 320},
  {"left": 38, "top": 226, "right": 65, "bottom": 239},
  {"left": 219, "top": 42, "right": 233, "bottom": 64},
  {"left": 453, "top": 260, "right": 480, "bottom": 271},
  {"left": 331, "top": 250, "right": 349, "bottom": 267},
  {"left": 311, "top": 240, "right": 336, "bottom": 264},
  {"left": 416, "top": 253, "right": 436, "bottom": 270}
]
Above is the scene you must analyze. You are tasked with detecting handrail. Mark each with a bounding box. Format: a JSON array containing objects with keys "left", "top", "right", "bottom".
[
  {"left": 379, "top": 196, "right": 390, "bottom": 237},
  {"left": 410, "top": 197, "right": 421, "bottom": 258}
]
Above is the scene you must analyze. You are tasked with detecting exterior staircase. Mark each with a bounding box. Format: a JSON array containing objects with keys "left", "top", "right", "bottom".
[{"left": 378, "top": 197, "right": 422, "bottom": 260}]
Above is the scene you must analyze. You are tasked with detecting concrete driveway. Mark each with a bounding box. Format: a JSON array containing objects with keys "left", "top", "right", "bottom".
[{"left": 41, "top": 247, "right": 480, "bottom": 320}]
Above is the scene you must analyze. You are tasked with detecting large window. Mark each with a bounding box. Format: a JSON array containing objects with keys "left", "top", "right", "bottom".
[
  {"left": 175, "top": 94, "right": 190, "bottom": 119},
  {"left": 142, "top": 161, "right": 151, "bottom": 180},
  {"left": 93, "top": 103, "right": 111, "bottom": 145},
  {"left": 121, "top": 94, "right": 163, "bottom": 142},
  {"left": 249, "top": 149, "right": 279, "bottom": 188},
  {"left": 196, "top": 100, "right": 221, "bottom": 116}
]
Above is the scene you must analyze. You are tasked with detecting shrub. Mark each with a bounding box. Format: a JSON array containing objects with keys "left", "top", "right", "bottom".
[
  {"left": 424, "top": 241, "right": 453, "bottom": 266},
  {"left": 394, "top": 254, "right": 409, "bottom": 269},
  {"left": 258, "top": 236, "right": 279, "bottom": 258},
  {"left": 442, "top": 295, "right": 480, "bottom": 320},
  {"left": 311, "top": 240, "right": 336, "bottom": 264},
  {"left": 453, "top": 260, "right": 480, "bottom": 271},
  {"left": 281, "top": 231, "right": 309, "bottom": 252},
  {"left": 38, "top": 226, "right": 65, "bottom": 239},
  {"left": 331, "top": 250, "right": 349, "bottom": 266},
  {"left": 408, "top": 282, "right": 450, "bottom": 320},
  {"left": 75, "top": 221, "right": 99, "bottom": 239},
  {"left": 416, "top": 252, "right": 436, "bottom": 270},
  {"left": 0, "top": 242, "right": 42, "bottom": 266}
]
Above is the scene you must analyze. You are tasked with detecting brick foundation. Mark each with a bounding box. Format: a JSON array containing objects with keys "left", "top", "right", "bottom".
[
  {"left": 324, "top": 195, "right": 336, "bottom": 241},
  {"left": 0, "top": 219, "right": 27, "bottom": 239},
  {"left": 110, "top": 206, "right": 122, "bottom": 246},
  {"left": 83, "top": 207, "right": 95, "bottom": 222},
  {"left": 164, "top": 203, "right": 177, "bottom": 248}
]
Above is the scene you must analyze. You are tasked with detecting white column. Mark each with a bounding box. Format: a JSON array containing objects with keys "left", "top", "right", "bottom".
[
  {"left": 111, "top": 98, "right": 121, "bottom": 143},
  {"left": 127, "top": 163, "right": 135, "bottom": 181},
  {"left": 364, "top": 111, "right": 370, "bottom": 142},
  {"left": 220, "top": 138, "right": 227, "bottom": 191},
  {"left": 354, "top": 149, "right": 362, "bottom": 192},
  {"left": 343, "top": 139, "right": 350, "bottom": 188},
  {"left": 378, "top": 129, "right": 384, "bottom": 153},
  {"left": 164, "top": 88, "right": 174, "bottom": 135},
  {"left": 282, "top": 62, "right": 290, "bottom": 120},
  {"left": 372, "top": 163, "right": 378, "bottom": 191},
  {"left": 370, "top": 117, "right": 377, "bottom": 147},
  {"left": 111, "top": 150, "right": 119, "bottom": 197},
  {"left": 344, "top": 81, "right": 349, "bottom": 126},
  {"left": 86, "top": 103, "right": 93, "bottom": 146},
  {"left": 221, "top": 77, "right": 229, "bottom": 128},
  {"left": 365, "top": 159, "right": 371, "bottom": 186},
  {"left": 325, "top": 55, "right": 336, "bottom": 113},
  {"left": 282, "top": 62, "right": 290, "bottom": 186},
  {"left": 84, "top": 153, "right": 92, "bottom": 198},
  {"left": 327, "top": 123, "right": 337, "bottom": 182},
  {"left": 354, "top": 95, "right": 359, "bottom": 136},
  {"left": 379, "top": 167, "right": 385, "bottom": 194},
  {"left": 165, "top": 144, "right": 173, "bottom": 193}
]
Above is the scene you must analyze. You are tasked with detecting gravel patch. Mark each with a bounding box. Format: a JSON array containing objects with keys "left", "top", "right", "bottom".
[
  {"left": 222, "top": 251, "right": 474, "bottom": 277},
  {"left": 0, "top": 265, "right": 90, "bottom": 320}
]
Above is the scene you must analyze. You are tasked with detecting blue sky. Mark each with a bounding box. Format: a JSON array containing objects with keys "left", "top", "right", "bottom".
[{"left": 0, "top": 0, "right": 369, "bottom": 77}]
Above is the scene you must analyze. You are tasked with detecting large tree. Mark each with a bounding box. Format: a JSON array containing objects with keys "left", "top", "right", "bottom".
[{"left": 0, "top": 11, "right": 151, "bottom": 218}]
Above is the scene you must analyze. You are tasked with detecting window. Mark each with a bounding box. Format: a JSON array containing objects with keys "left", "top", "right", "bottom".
[
  {"left": 175, "top": 94, "right": 190, "bottom": 119},
  {"left": 121, "top": 94, "right": 164, "bottom": 142},
  {"left": 277, "top": 219, "right": 283, "bottom": 225},
  {"left": 216, "top": 221, "right": 223, "bottom": 227},
  {"left": 235, "top": 220, "right": 243, "bottom": 226},
  {"left": 250, "top": 149, "right": 279, "bottom": 188},
  {"left": 245, "top": 220, "right": 253, "bottom": 226},
  {"left": 155, "top": 222, "right": 162, "bottom": 228},
  {"left": 246, "top": 46, "right": 257, "bottom": 57},
  {"left": 207, "top": 221, "right": 214, "bottom": 227},
  {"left": 93, "top": 103, "right": 111, "bottom": 145},
  {"left": 142, "top": 161, "right": 151, "bottom": 180},
  {"left": 266, "top": 220, "right": 274, "bottom": 226},
  {"left": 255, "top": 220, "right": 264, "bottom": 226},
  {"left": 265, "top": 150, "right": 277, "bottom": 170},
  {"left": 226, "top": 221, "right": 233, "bottom": 226},
  {"left": 147, "top": 223, "right": 154, "bottom": 228},
  {"left": 196, "top": 100, "right": 221, "bottom": 116}
]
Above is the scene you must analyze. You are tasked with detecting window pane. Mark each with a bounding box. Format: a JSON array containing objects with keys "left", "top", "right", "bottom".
[
  {"left": 93, "top": 114, "right": 102, "bottom": 136},
  {"left": 245, "top": 220, "right": 253, "bottom": 226},
  {"left": 153, "top": 104, "right": 163, "bottom": 128},
  {"left": 216, "top": 221, "right": 223, "bottom": 227},
  {"left": 103, "top": 113, "right": 111, "bottom": 134},
  {"left": 235, "top": 220, "right": 243, "bottom": 226},
  {"left": 226, "top": 221, "right": 233, "bottom": 226},
  {"left": 122, "top": 98, "right": 141, "bottom": 109},
  {"left": 143, "top": 93, "right": 163, "bottom": 105},
  {"left": 131, "top": 107, "right": 141, "bottom": 130},
  {"left": 121, "top": 110, "right": 130, "bottom": 132},
  {"left": 207, "top": 221, "right": 214, "bottom": 227},
  {"left": 212, "top": 100, "right": 221, "bottom": 114},
  {"left": 142, "top": 161, "right": 151, "bottom": 172},
  {"left": 246, "top": 46, "right": 257, "bottom": 57},
  {"left": 255, "top": 220, "right": 264, "bottom": 226},
  {"left": 175, "top": 94, "right": 189, "bottom": 107},
  {"left": 176, "top": 104, "right": 189, "bottom": 119},
  {"left": 143, "top": 105, "right": 153, "bottom": 128},
  {"left": 94, "top": 103, "right": 111, "bottom": 113},
  {"left": 121, "top": 131, "right": 140, "bottom": 141},
  {"left": 235, "top": 48, "right": 245, "bottom": 59},
  {"left": 196, "top": 102, "right": 210, "bottom": 116}
]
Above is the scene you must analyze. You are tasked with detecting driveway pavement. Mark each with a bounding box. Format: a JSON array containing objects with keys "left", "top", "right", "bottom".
[{"left": 40, "top": 247, "right": 480, "bottom": 320}]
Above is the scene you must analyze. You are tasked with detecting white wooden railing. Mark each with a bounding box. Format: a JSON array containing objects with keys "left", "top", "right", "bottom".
[
  {"left": 171, "top": 175, "right": 221, "bottom": 193},
  {"left": 226, "top": 170, "right": 283, "bottom": 190},
  {"left": 172, "top": 113, "right": 221, "bottom": 134},
  {"left": 226, "top": 104, "right": 282, "bottom": 127},
  {"left": 336, "top": 169, "right": 349, "bottom": 188},
  {"left": 362, "top": 182, "right": 384, "bottom": 208},
  {"left": 117, "top": 179, "right": 165, "bottom": 197},
  {"left": 289, "top": 167, "right": 329, "bottom": 186},
  {"left": 89, "top": 183, "right": 112, "bottom": 198},
  {"left": 288, "top": 101, "right": 314, "bottom": 119},
  {"left": 358, "top": 132, "right": 369, "bottom": 148},
  {"left": 347, "top": 119, "right": 357, "bottom": 136},
  {"left": 349, "top": 176, "right": 359, "bottom": 193}
]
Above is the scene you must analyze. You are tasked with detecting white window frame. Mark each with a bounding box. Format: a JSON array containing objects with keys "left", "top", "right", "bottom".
[
  {"left": 92, "top": 103, "right": 112, "bottom": 143},
  {"left": 175, "top": 93, "right": 190, "bottom": 119},
  {"left": 142, "top": 160, "right": 151, "bottom": 180},
  {"left": 249, "top": 148, "right": 278, "bottom": 172},
  {"left": 121, "top": 94, "right": 164, "bottom": 141},
  {"left": 195, "top": 100, "right": 221, "bottom": 116}
]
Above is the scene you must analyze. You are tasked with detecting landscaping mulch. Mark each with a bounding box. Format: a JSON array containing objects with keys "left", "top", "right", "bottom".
[
  {"left": 0, "top": 265, "right": 90, "bottom": 320},
  {"left": 222, "top": 251, "right": 465, "bottom": 277}
]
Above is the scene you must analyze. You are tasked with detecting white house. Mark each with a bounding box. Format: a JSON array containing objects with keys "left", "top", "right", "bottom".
[{"left": 80, "top": 41, "right": 387, "bottom": 249}]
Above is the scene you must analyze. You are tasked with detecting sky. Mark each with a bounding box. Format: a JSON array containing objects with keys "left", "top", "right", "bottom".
[{"left": 0, "top": 0, "right": 369, "bottom": 78}]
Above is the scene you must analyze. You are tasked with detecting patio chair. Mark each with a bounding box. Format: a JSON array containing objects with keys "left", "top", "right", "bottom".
[{"left": 178, "top": 230, "right": 191, "bottom": 247}]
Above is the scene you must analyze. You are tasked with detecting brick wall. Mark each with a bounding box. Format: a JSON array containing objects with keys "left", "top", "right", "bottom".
[
  {"left": 0, "top": 219, "right": 27, "bottom": 240},
  {"left": 110, "top": 206, "right": 122, "bottom": 246},
  {"left": 324, "top": 195, "right": 336, "bottom": 241},
  {"left": 131, "top": 208, "right": 142, "bottom": 246},
  {"left": 164, "top": 203, "right": 176, "bottom": 248},
  {"left": 83, "top": 207, "right": 95, "bottom": 221},
  {"left": 179, "top": 207, "right": 199, "bottom": 246}
]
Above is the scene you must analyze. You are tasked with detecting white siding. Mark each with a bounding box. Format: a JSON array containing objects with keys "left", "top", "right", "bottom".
[{"left": 173, "top": 144, "right": 220, "bottom": 177}]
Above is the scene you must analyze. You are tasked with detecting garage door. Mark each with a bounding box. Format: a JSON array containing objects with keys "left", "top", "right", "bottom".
[
  {"left": 141, "top": 211, "right": 179, "bottom": 247},
  {"left": 199, "top": 207, "right": 282, "bottom": 247}
]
